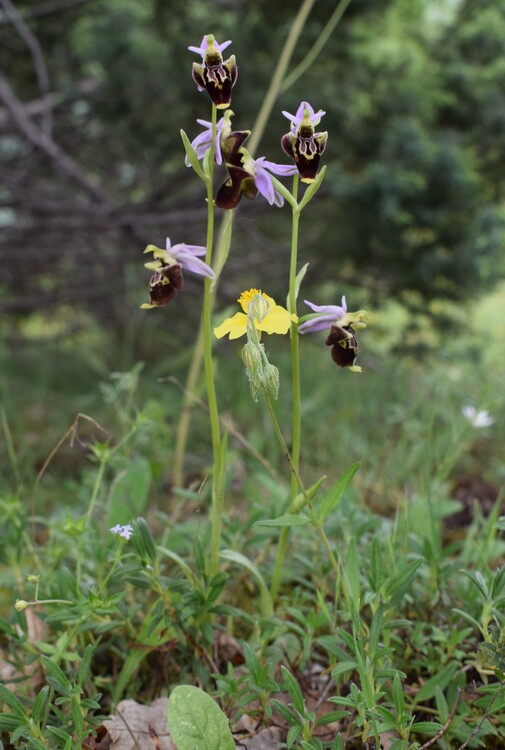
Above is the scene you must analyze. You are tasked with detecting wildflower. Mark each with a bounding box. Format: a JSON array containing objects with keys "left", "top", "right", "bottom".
[
  {"left": 189, "top": 34, "right": 237, "bottom": 109},
  {"left": 281, "top": 101, "right": 328, "bottom": 183},
  {"left": 186, "top": 110, "right": 234, "bottom": 166},
  {"left": 214, "top": 288, "right": 297, "bottom": 340},
  {"left": 110, "top": 523, "right": 134, "bottom": 541},
  {"left": 298, "top": 297, "right": 347, "bottom": 333},
  {"left": 141, "top": 237, "right": 214, "bottom": 309},
  {"left": 462, "top": 406, "right": 494, "bottom": 428},
  {"left": 299, "top": 297, "right": 367, "bottom": 372},
  {"left": 215, "top": 149, "right": 297, "bottom": 209}
]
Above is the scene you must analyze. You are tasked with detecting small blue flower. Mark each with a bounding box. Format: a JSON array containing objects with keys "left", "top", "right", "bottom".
[{"left": 110, "top": 523, "right": 134, "bottom": 540}]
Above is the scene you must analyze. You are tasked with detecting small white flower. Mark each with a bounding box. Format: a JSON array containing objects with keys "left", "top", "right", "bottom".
[
  {"left": 110, "top": 523, "right": 134, "bottom": 540},
  {"left": 462, "top": 405, "right": 494, "bottom": 428}
]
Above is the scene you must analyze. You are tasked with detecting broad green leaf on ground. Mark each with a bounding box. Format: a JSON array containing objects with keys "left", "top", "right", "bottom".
[{"left": 167, "top": 685, "right": 234, "bottom": 750}]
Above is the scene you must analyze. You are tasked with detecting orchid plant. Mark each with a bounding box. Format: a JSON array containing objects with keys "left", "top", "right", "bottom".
[{"left": 141, "top": 33, "right": 368, "bottom": 595}]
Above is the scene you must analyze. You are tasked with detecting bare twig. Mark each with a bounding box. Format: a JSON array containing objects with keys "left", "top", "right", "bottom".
[
  {"left": 455, "top": 679, "right": 505, "bottom": 750},
  {"left": 0, "top": 0, "right": 52, "bottom": 135},
  {"left": 0, "top": 0, "right": 95, "bottom": 24},
  {"left": 31, "top": 413, "right": 108, "bottom": 536},
  {"left": 0, "top": 70, "right": 109, "bottom": 203},
  {"left": 418, "top": 688, "right": 462, "bottom": 749}
]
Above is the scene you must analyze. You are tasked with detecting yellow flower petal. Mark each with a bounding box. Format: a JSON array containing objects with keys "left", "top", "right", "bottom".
[
  {"left": 258, "top": 305, "right": 298, "bottom": 335},
  {"left": 237, "top": 288, "right": 275, "bottom": 313},
  {"left": 214, "top": 312, "right": 248, "bottom": 339}
]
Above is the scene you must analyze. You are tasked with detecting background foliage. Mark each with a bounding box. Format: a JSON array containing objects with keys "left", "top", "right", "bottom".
[{"left": 1, "top": 0, "right": 505, "bottom": 340}]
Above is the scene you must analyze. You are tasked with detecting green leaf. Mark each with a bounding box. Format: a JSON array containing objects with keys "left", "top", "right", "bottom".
[
  {"left": 451, "top": 607, "right": 482, "bottom": 631},
  {"left": 291, "top": 475, "right": 327, "bottom": 513},
  {"left": 41, "top": 655, "right": 73, "bottom": 696},
  {"left": 158, "top": 547, "right": 198, "bottom": 585},
  {"left": 26, "top": 737, "right": 52, "bottom": 750},
  {"left": 0, "top": 683, "right": 29, "bottom": 718},
  {"left": 462, "top": 569, "right": 489, "bottom": 600},
  {"left": 220, "top": 549, "right": 273, "bottom": 617},
  {"left": 392, "top": 673, "right": 405, "bottom": 717},
  {"left": 288, "top": 262, "right": 309, "bottom": 308},
  {"left": 180, "top": 129, "right": 206, "bottom": 182},
  {"left": 107, "top": 457, "right": 151, "bottom": 526},
  {"left": 435, "top": 685, "right": 448, "bottom": 723},
  {"left": 296, "top": 165, "right": 326, "bottom": 213},
  {"left": 318, "top": 463, "right": 360, "bottom": 522},
  {"left": 269, "top": 175, "right": 298, "bottom": 210},
  {"left": 0, "top": 715, "right": 25, "bottom": 731},
  {"left": 133, "top": 516, "right": 157, "bottom": 564},
  {"left": 167, "top": 685, "right": 235, "bottom": 750},
  {"left": 281, "top": 666, "right": 305, "bottom": 714},
  {"left": 254, "top": 513, "right": 310, "bottom": 528},
  {"left": 270, "top": 698, "right": 298, "bottom": 724},
  {"left": 342, "top": 538, "right": 360, "bottom": 604},
  {"left": 331, "top": 660, "right": 358, "bottom": 678},
  {"left": 414, "top": 663, "right": 457, "bottom": 703},
  {"left": 70, "top": 696, "right": 84, "bottom": 739},
  {"left": 412, "top": 721, "right": 444, "bottom": 734},
  {"left": 384, "top": 560, "right": 422, "bottom": 602},
  {"left": 32, "top": 685, "right": 50, "bottom": 726},
  {"left": 77, "top": 644, "right": 95, "bottom": 687},
  {"left": 368, "top": 603, "right": 383, "bottom": 659},
  {"left": 211, "top": 210, "right": 233, "bottom": 291}
]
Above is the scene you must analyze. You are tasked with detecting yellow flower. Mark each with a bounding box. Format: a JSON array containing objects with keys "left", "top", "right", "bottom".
[{"left": 214, "top": 289, "right": 298, "bottom": 340}]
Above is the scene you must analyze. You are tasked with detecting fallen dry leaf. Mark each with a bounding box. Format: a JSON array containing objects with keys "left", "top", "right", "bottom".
[{"left": 102, "top": 698, "right": 174, "bottom": 749}]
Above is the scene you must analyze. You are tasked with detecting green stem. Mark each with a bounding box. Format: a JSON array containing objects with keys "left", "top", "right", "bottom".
[
  {"left": 85, "top": 453, "right": 108, "bottom": 524},
  {"left": 204, "top": 106, "right": 223, "bottom": 578},
  {"left": 172, "top": 323, "right": 204, "bottom": 488},
  {"left": 264, "top": 389, "right": 339, "bottom": 600},
  {"left": 247, "top": 0, "right": 317, "bottom": 155},
  {"left": 289, "top": 177, "right": 301, "bottom": 498},
  {"left": 270, "top": 177, "right": 302, "bottom": 602},
  {"left": 281, "top": 0, "right": 354, "bottom": 93}
]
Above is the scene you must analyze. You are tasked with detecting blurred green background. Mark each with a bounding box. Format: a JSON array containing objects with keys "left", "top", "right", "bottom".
[{"left": 1, "top": 0, "right": 504, "bottom": 504}]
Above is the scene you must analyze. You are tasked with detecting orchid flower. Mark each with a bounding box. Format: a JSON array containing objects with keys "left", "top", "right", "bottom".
[
  {"left": 281, "top": 101, "right": 328, "bottom": 183},
  {"left": 186, "top": 112, "right": 232, "bottom": 166},
  {"left": 298, "top": 297, "right": 347, "bottom": 333},
  {"left": 189, "top": 34, "right": 237, "bottom": 109},
  {"left": 215, "top": 148, "right": 297, "bottom": 209},
  {"left": 141, "top": 237, "right": 214, "bottom": 309},
  {"left": 299, "top": 297, "right": 367, "bottom": 372}
]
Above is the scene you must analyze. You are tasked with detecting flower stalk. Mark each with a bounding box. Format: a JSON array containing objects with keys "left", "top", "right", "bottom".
[
  {"left": 203, "top": 105, "right": 224, "bottom": 577},
  {"left": 262, "top": 386, "right": 340, "bottom": 600}
]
